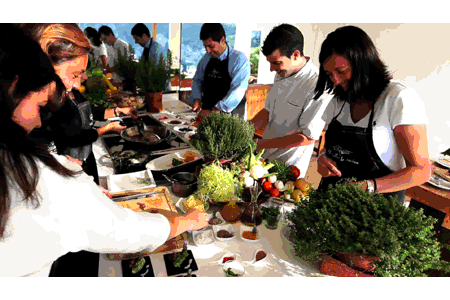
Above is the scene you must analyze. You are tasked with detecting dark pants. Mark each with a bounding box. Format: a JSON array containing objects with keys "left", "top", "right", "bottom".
[{"left": 49, "top": 152, "right": 100, "bottom": 277}]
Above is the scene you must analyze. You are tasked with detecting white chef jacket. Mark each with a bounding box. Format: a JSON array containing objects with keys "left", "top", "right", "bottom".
[{"left": 262, "top": 58, "right": 333, "bottom": 177}]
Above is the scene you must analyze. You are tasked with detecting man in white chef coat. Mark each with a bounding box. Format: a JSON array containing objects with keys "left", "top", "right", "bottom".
[{"left": 250, "top": 24, "right": 332, "bottom": 178}]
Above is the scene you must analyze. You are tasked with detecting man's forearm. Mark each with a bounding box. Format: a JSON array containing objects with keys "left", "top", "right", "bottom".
[{"left": 256, "top": 133, "right": 314, "bottom": 151}]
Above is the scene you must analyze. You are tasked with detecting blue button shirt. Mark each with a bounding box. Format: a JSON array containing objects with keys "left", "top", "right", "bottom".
[
  {"left": 143, "top": 38, "right": 165, "bottom": 63},
  {"left": 188, "top": 46, "right": 250, "bottom": 113}
]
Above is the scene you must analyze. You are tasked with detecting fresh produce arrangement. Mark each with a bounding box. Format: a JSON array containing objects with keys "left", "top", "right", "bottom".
[
  {"left": 196, "top": 161, "right": 236, "bottom": 203},
  {"left": 286, "top": 180, "right": 450, "bottom": 277},
  {"left": 82, "top": 64, "right": 117, "bottom": 109}
]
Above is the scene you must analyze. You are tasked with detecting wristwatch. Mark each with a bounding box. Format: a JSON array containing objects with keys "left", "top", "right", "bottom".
[{"left": 365, "top": 179, "right": 375, "bottom": 193}]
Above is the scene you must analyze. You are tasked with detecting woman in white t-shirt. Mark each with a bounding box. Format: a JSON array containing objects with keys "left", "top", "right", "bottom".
[
  {"left": 84, "top": 26, "right": 108, "bottom": 70},
  {"left": 313, "top": 26, "right": 431, "bottom": 204},
  {"left": 0, "top": 25, "right": 208, "bottom": 277}
]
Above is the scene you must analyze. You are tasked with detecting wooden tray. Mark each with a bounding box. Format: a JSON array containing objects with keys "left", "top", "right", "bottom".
[
  {"left": 105, "top": 186, "right": 188, "bottom": 261},
  {"left": 433, "top": 163, "right": 450, "bottom": 182}
]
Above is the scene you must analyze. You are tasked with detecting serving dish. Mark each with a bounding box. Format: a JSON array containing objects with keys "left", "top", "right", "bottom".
[
  {"left": 222, "top": 259, "right": 245, "bottom": 277},
  {"left": 145, "top": 149, "right": 202, "bottom": 172},
  {"left": 212, "top": 224, "right": 236, "bottom": 242},
  {"left": 191, "top": 228, "right": 215, "bottom": 246},
  {"left": 240, "top": 224, "right": 261, "bottom": 243},
  {"left": 107, "top": 169, "right": 156, "bottom": 193},
  {"left": 173, "top": 125, "right": 197, "bottom": 134},
  {"left": 175, "top": 196, "right": 208, "bottom": 214},
  {"left": 436, "top": 155, "right": 450, "bottom": 168},
  {"left": 428, "top": 174, "right": 450, "bottom": 190}
]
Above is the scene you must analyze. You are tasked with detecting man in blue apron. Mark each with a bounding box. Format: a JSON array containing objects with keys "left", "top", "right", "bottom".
[
  {"left": 313, "top": 26, "right": 431, "bottom": 205},
  {"left": 189, "top": 23, "right": 250, "bottom": 120}
]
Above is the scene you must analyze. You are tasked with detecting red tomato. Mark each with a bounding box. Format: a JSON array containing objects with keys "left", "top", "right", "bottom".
[
  {"left": 270, "top": 188, "right": 280, "bottom": 198},
  {"left": 222, "top": 256, "right": 235, "bottom": 263},
  {"left": 259, "top": 177, "right": 267, "bottom": 185},
  {"left": 263, "top": 181, "right": 273, "bottom": 191},
  {"left": 289, "top": 165, "right": 300, "bottom": 179}
]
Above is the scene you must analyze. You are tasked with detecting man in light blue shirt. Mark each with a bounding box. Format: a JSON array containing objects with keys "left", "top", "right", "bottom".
[
  {"left": 131, "top": 23, "right": 170, "bottom": 91},
  {"left": 189, "top": 23, "right": 250, "bottom": 120}
]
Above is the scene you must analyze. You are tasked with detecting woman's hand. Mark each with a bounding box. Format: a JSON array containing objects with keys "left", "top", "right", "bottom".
[
  {"left": 183, "top": 209, "right": 209, "bottom": 231},
  {"left": 97, "top": 121, "right": 126, "bottom": 136},
  {"left": 317, "top": 152, "right": 342, "bottom": 177},
  {"left": 198, "top": 110, "right": 212, "bottom": 121}
]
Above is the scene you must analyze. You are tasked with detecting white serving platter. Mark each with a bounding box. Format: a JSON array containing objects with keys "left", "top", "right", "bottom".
[
  {"left": 427, "top": 174, "right": 450, "bottom": 190},
  {"left": 107, "top": 169, "right": 156, "bottom": 193},
  {"left": 145, "top": 149, "right": 202, "bottom": 172}
]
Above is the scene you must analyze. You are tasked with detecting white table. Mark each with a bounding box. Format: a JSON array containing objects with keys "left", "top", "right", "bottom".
[{"left": 94, "top": 94, "right": 321, "bottom": 277}]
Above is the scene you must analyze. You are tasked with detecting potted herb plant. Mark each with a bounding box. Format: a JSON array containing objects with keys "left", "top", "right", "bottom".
[
  {"left": 191, "top": 112, "right": 256, "bottom": 163},
  {"left": 286, "top": 180, "right": 450, "bottom": 277},
  {"left": 262, "top": 206, "right": 281, "bottom": 230},
  {"left": 135, "top": 50, "right": 172, "bottom": 113},
  {"left": 115, "top": 45, "right": 138, "bottom": 94}
]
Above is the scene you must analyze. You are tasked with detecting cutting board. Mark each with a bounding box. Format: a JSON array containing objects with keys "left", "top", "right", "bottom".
[
  {"left": 432, "top": 162, "right": 450, "bottom": 182},
  {"left": 105, "top": 186, "right": 189, "bottom": 261}
]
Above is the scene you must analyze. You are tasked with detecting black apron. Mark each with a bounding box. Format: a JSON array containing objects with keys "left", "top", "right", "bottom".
[
  {"left": 318, "top": 101, "right": 406, "bottom": 204},
  {"left": 202, "top": 47, "right": 246, "bottom": 112},
  {"left": 62, "top": 91, "right": 94, "bottom": 163}
]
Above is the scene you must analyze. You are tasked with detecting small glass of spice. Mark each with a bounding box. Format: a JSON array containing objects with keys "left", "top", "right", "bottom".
[{"left": 240, "top": 224, "right": 261, "bottom": 243}]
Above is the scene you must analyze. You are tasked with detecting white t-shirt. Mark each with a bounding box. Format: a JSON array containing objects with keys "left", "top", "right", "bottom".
[
  {"left": 92, "top": 43, "right": 107, "bottom": 67},
  {"left": 321, "top": 81, "right": 428, "bottom": 172},
  {"left": 0, "top": 155, "right": 170, "bottom": 277},
  {"left": 262, "top": 58, "right": 333, "bottom": 177},
  {"left": 107, "top": 38, "right": 131, "bottom": 81}
]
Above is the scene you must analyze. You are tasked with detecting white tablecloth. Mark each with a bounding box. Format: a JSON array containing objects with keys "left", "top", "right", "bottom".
[{"left": 94, "top": 94, "right": 321, "bottom": 277}]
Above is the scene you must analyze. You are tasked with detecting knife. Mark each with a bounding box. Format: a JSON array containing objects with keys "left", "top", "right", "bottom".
[{"left": 112, "top": 191, "right": 162, "bottom": 202}]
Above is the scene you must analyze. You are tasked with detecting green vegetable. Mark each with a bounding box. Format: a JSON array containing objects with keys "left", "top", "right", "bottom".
[
  {"left": 287, "top": 180, "right": 450, "bottom": 277},
  {"left": 224, "top": 268, "right": 241, "bottom": 277},
  {"left": 197, "top": 162, "right": 235, "bottom": 203},
  {"left": 131, "top": 257, "right": 146, "bottom": 274},
  {"left": 138, "top": 178, "right": 153, "bottom": 185},
  {"left": 174, "top": 250, "right": 189, "bottom": 268},
  {"left": 262, "top": 206, "right": 281, "bottom": 219},
  {"left": 172, "top": 158, "right": 183, "bottom": 166},
  {"left": 269, "top": 160, "right": 293, "bottom": 181},
  {"left": 191, "top": 112, "right": 256, "bottom": 161}
]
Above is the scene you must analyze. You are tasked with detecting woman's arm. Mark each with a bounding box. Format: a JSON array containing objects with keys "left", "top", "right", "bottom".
[
  {"left": 100, "top": 55, "right": 107, "bottom": 70},
  {"left": 360, "top": 124, "right": 431, "bottom": 193}
]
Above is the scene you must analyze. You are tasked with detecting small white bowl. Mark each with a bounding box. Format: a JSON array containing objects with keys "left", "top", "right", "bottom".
[
  {"left": 208, "top": 212, "right": 225, "bottom": 227},
  {"left": 251, "top": 248, "right": 268, "bottom": 264},
  {"left": 213, "top": 224, "right": 235, "bottom": 242},
  {"left": 192, "top": 228, "right": 215, "bottom": 246},
  {"left": 222, "top": 260, "right": 245, "bottom": 277},
  {"left": 240, "top": 224, "right": 261, "bottom": 243}
]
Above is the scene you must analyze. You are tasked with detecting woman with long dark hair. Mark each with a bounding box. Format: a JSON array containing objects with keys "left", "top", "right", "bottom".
[
  {"left": 84, "top": 26, "right": 108, "bottom": 70},
  {"left": 0, "top": 24, "right": 208, "bottom": 277},
  {"left": 314, "top": 25, "right": 431, "bottom": 204}
]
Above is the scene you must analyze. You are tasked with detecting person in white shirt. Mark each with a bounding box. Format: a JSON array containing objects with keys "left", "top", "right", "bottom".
[
  {"left": 84, "top": 26, "right": 108, "bottom": 70},
  {"left": 313, "top": 25, "right": 431, "bottom": 204},
  {"left": 98, "top": 25, "right": 133, "bottom": 82},
  {"left": 250, "top": 24, "right": 332, "bottom": 178},
  {"left": 0, "top": 24, "right": 209, "bottom": 277}
]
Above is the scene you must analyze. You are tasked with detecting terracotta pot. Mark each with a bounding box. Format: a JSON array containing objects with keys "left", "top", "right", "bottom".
[
  {"left": 338, "top": 252, "right": 380, "bottom": 273},
  {"left": 145, "top": 92, "right": 163, "bottom": 113},
  {"left": 319, "top": 255, "right": 373, "bottom": 277}
]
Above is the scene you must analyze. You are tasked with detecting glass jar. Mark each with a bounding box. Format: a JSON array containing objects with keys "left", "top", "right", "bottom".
[{"left": 240, "top": 182, "right": 263, "bottom": 226}]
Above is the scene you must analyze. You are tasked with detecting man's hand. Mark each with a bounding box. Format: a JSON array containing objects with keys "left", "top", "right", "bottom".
[
  {"left": 117, "top": 107, "right": 138, "bottom": 119},
  {"left": 317, "top": 153, "right": 342, "bottom": 178},
  {"left": 198, "top": 110, "right": 212, "bottom": 121},
  {"left": 192, "top": 99, "right": 202, "bottom": 112}
]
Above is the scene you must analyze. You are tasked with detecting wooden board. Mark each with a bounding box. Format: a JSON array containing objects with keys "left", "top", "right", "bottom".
[{"left": 105, "top": 186, "right": 188, "bottom": 261}]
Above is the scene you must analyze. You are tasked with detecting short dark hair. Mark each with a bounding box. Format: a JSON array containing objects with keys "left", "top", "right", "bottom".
[
  {"left": 131, "top": 23, "right": 150, "bottom": 38},
  {"left": 199, "top": 23, "right": 226, "bottom": 42},
  {"left": 98, "top": 25, "right": 114, "bottom": 37},
  {"left": 262, "top": 24, "right": 304, "bottom": 57},
  {"left": 84, "top": 26, "right": 102, "bottom": 47},
  {"left": 314, "top": 25, "right": 392, "bottom": 103}
]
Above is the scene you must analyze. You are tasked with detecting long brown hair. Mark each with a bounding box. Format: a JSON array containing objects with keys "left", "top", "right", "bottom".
[
  {"left": 16, "top": 23, "right": 93, "bottom": 65},
  {"left": 0, "top": 24, "right": 78, "bottom": 238}
]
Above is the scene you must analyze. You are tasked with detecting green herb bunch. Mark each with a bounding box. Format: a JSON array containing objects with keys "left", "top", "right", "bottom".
[
  {"left": 135, "top": 50, "right": 172, "bottom": 93},
  {"left": 269, "top": 160, "right": 293, "bottom": 181},
  {"left": 192, "top": 112, "right": 256, "bottom": 161},
  {"left": 115, "top": 45, "right": 138, "bottom": 81},
  {"left": 286, "top": 181, "right": 450, "bottom": 277}
]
